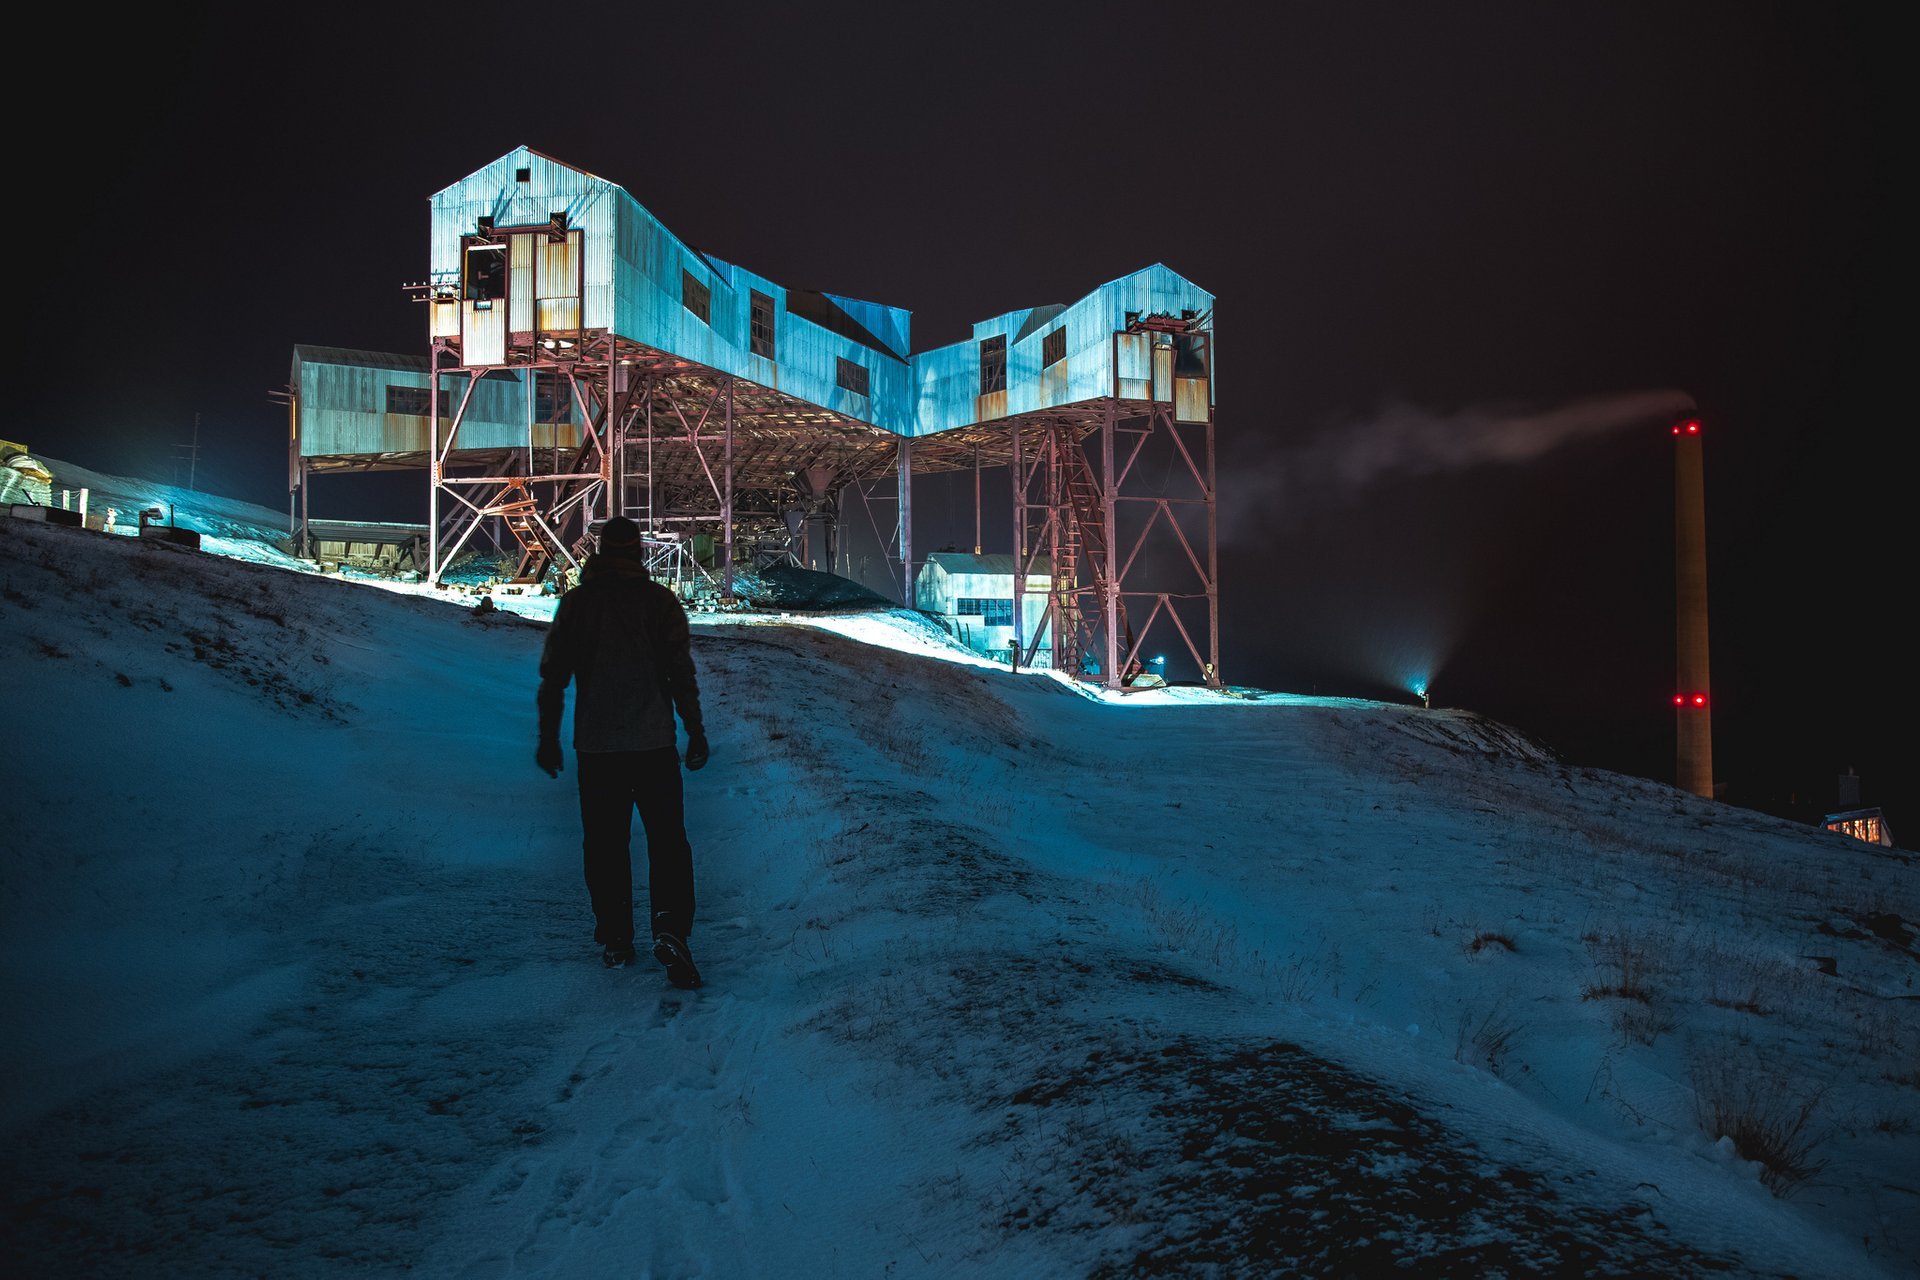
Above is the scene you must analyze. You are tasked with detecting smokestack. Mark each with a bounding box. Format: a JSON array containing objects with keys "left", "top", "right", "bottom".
[{"left": 1673, "top": 416, "right": 1712, "bottom": 798}]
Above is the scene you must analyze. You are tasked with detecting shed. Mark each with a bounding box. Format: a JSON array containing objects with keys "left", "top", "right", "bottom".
[
  {"left": 915, "top": 552, "right": 1053, "bottom": 664},
  {"left": 304, "top": 520, "right": 429, "bottom": 575}
]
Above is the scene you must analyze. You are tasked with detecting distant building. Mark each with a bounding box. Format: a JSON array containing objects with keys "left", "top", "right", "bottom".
[
  {"left": 1822, "top": 768, "right": 1894, "bottom": 846},
  {"left": 1822, "top": 808, "right": 1894, "bottom": 847},
  {"left": 915, "top": 553, "right": 1052, "bottom": 665},
  {"left": 1, "top": 441, "right": 53, "bottom": 507}
]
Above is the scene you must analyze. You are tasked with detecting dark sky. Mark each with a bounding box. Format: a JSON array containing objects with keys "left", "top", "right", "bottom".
[{"left": 21, "top": 3, "right": 1907, "bottom": 836}]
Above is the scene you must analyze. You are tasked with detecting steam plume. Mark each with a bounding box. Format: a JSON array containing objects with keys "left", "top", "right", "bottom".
[{"left": 1222, "top": 388, "right": 1695, "bottom": 541}]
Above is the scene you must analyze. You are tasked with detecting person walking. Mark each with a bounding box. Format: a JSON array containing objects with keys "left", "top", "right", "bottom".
[{"left": 537, "top": 516, "right": 709, "bottom": 986}]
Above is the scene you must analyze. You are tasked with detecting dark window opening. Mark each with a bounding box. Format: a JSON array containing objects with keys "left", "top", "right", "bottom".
[
  {"left": 681, "top": 269, "right": 710, "bottom": 324},
  {"left": 464, "top": 242, "right": 507, "bottom": 305},
  {"left": 533, "top": 372, "right": 569, "bottom": 422},
  {"left": 515, "top": 166, "right": 531, "bottom": 183},
  {"left": 750, "top": 290, "right": 776, "bottom": 359},
  {"left": 836, "top": 357, "right": 869, "bottom": 397},
  {"left": 1042, "top": 327, "right": 1066, "bottom": 368},
  {"left": 980, "top": 335, "right": 1006, "bottom": 395},
  {"left": 1174, "top": 334, "right": 1207, "bottom": 377},
  {"left": 386, "top": 384, "right": 432, "bottom": 416}
]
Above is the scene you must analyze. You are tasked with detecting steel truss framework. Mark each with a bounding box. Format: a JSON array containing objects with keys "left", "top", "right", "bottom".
[
  {"left": 424, "top": 330, "right": 944, "bottom": 592},
  {"left": 417, "top": 320, "right": 1217, "bottom": 690},
  {"left": 1009, "top": 327, "right": 1218, "bottom": 690}
]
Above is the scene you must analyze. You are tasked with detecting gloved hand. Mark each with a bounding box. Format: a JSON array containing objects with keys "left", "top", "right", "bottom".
[
  {"left": 536, "top": 740, "right": 563, "bottom": 778},
  {"left": 684, "top": 731, "right": 710, "bottom": 772}
]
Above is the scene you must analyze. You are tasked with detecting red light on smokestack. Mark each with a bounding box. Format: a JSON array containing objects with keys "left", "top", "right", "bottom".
[
  {"left": 1671, "top": 419, "right": 1702, "bottom": 436},
  {"left": 1673, "top": 692, "right": 1709, "bottom": 707}
]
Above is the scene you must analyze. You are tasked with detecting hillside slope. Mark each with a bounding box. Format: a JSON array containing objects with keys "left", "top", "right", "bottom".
[{"left": 1, "top": 516, "right": 1913, "bottom": 1277}]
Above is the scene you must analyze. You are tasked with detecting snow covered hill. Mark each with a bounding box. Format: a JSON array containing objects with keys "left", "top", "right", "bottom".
[{"left": 1, "top": 514, "right": 1914, "bottom": 1278}]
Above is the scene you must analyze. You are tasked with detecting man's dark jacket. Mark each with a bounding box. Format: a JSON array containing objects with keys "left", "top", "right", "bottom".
[{"left": 538, "top": 553, "right": 703, "bottom": 752}]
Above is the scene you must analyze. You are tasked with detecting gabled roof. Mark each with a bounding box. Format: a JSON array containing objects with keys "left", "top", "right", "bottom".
[
  {"left": 293, "top": 345, "right": 431, "bottom": 373},
  {"left": 923, "top": 552, "right": 1053, "bottom": 576}
]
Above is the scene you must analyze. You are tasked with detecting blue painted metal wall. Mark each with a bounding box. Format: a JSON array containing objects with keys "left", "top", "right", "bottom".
[
  {"left": 425, "top": 148, "right": 1215, "bottom": 441},
  {"left": 291, "top": 346, "right": 573, "bottom": 457}
]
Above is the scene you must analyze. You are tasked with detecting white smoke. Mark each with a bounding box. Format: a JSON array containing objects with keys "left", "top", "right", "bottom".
[{"left": 1221, "top": 389, "right": 1696, "bottom": 541}]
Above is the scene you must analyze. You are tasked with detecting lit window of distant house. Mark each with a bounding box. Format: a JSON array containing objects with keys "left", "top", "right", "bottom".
[
  {"left": 681, "top": 270, "right": 711, "bottom": 324},
  {"left": 980, "top": 335, "right": 1006, "bottom": 395},
  {"left": 1042, "top": 327, "right": 1066, "bottom": 368},
  {"left": 836, "top": 357, "right": 869, "bottom": 397},
  {"left": 386, "top": 385, "right": 432, "bottom": 416},
  {"left": 750, "top": 290, "right": 776, "bottom": 359}
]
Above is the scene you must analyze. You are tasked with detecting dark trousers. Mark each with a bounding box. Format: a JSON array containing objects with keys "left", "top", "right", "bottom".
[{"left": 576, "top": 746, "right": 694, "bottom": 946}]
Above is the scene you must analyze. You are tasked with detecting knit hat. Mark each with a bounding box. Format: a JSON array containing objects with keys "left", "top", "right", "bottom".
[{"left": 599, "top": 516, "right": 643, "bottom": 548}]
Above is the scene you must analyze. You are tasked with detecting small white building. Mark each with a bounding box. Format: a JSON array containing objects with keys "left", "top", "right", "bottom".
[{"left": 915, "top": 553, "right": 1052, "bottom": 665}]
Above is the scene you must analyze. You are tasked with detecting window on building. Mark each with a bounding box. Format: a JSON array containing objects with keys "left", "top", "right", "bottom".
[
  {"left": 957, "top": 597, "right": 1014, "bottom": 626},
  {"left": 386, "top": 384, "right": 432, "bottom": 416},
  {"left": 1174, "top": 333, "right": 1207, "bottom": 376},
  {"left": 515, "top": 166, "right": 531, "bottom": 183},
  {"left": 835, "top": 356, "right": 869, "bottom": 397},
  {"left": 464, "top": 242, "right": 507, "bottom": 305},
  {"left": 980, "top": 335, "right": 1006, "bottom": 395},
  {"left": 681, "top": 269, "right": 710, "bottom": 324},
  {"left": 750, "top": 290, "right": 776, "bottom": 359},
  {"left": 1042, "top": 327, "right": 1066, "bottom": 368}
]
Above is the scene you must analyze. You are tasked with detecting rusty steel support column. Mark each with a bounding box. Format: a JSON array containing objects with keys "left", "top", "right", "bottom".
[
  {"left": 1045, "top": 429, "right": 1066, "bottom": 675},
  {"left": 608, "top": 369, "right": 624, "bottom": 527},
  {"left": 723, "top": 378, "right": 734, "bottom": 598},
  {"left": 973, "top": 442, "right": 982, "bottom": 556},
  {"left": 298, "top": 458, "right": 310, "bottom": 559},
  {"left": 1198, "top": 345, "right": 1213, "bottom": 687},
  {"left": 898, "top": 436, "right": 915, "bottom": 609},
  {"left": 1102, "top": 406, "right": 1120, "bottom": 689},
  {"left": 1009, "top": 421, "right": 1024, "bottom": 672},
  {"left": 427, "top": 344, "right": 440, "bottom": 583},
  {"left": 1675, "top": 417, "right": 1712, "bottom": 798}
]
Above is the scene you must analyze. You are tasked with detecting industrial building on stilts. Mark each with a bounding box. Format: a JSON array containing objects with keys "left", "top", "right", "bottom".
[{"left": 286, "top": 147, "right": 1220, "bottom": 690}]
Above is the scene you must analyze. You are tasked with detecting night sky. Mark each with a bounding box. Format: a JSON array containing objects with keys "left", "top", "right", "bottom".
[{"left": 22, "top": 4, "right": 1906, "bottom": 836}]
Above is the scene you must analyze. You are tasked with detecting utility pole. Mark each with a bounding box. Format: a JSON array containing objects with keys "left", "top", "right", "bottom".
[{"left": 174, "top": 414, "right": 202, "bottom": 491}]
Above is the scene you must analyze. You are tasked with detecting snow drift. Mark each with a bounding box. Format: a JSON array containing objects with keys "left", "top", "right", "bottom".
[{"left": 1, "top": 513, "right": 1914, "bottom": 1277}]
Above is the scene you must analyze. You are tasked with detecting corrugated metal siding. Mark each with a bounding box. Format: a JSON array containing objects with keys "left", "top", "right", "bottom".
[
  {"left": 607, "top": 193, "right": 914, "bottom": 434},
  {"left": 427, "top": 152, "right": 1213, "bottom": 442},
  {"left": 909, "top": 264, "right": 1214, "bottom": 436},
  {"left": 294, "top": 352, "right": 574, "bottom": 457},
  {"left": 429, "top": 147, "right": 615, "bottom": 331}
]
